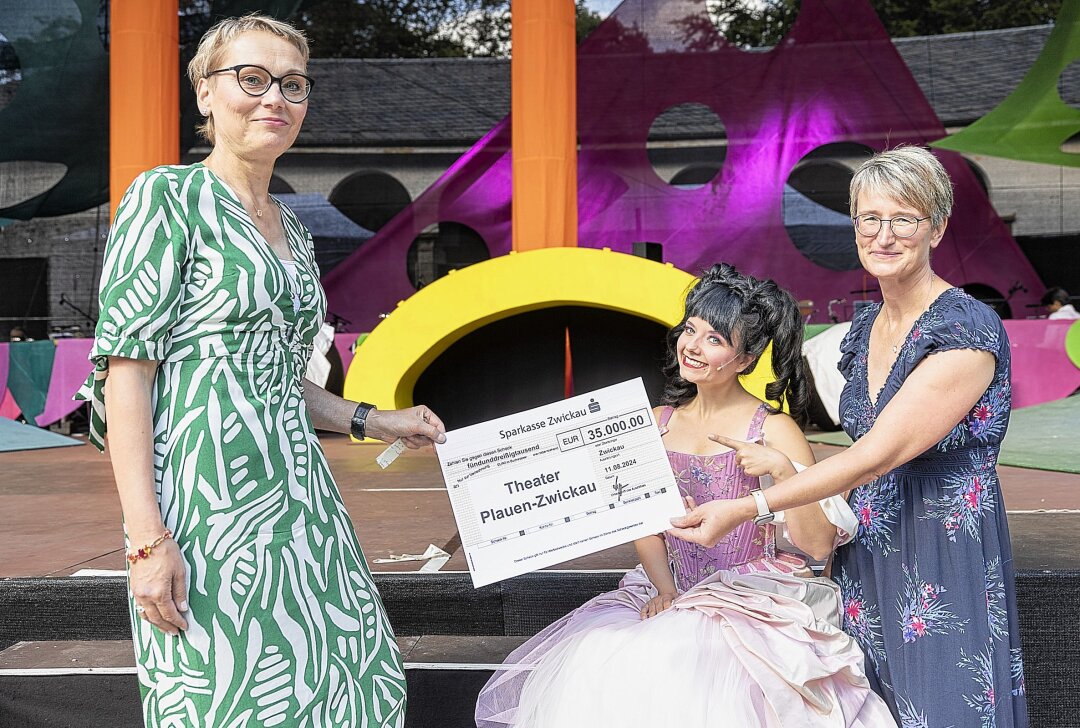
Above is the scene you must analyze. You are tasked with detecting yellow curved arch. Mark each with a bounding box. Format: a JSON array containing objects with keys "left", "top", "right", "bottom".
[{"left": 344, "top": 248, "right": 780, "bottom": 425}]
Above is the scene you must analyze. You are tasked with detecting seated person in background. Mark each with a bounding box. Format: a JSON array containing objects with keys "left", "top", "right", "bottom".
[{"left": 1043, "top": 286, "right": 1080, "bottom": 319}]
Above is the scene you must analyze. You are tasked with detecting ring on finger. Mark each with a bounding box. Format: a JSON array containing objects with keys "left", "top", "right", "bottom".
[{"left": 134, "top": 605, "right": 146, "bottom": 613}]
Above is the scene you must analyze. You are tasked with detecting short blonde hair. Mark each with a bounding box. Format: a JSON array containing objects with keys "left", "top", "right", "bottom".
[
  {"left": 188, "top": 14, "right": 310, "bottom": 145},
  {"left": 849, "top": 146, "right": 954, "bottom": 229}
]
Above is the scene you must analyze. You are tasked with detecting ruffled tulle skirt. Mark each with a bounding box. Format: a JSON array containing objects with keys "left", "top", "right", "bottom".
[{"left": 476, "top": 562, "right": 896, "bottom": 728}]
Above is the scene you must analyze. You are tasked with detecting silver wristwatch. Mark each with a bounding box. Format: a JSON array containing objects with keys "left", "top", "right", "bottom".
[{"left": 749, "top": 488, "right": 775, "bottom": 526}]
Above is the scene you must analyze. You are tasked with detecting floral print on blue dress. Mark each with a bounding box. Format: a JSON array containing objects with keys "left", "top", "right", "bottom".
[
  {"left": 1010, "top": 648, "right": 1026, "bottom": 697},
  {"left": 939, "top": 378, "right": 1011, "bottom": 452},
  {"left": 835, "top": 566, "right": 887, "bottom": 668},
  {"left": 897, "top": 558, "right": 968, "bottom": 643},
  {"left": 923, "top": 449, "right": 998, "bottom": 542},
  {"left": 959, "top": 646, "right": 998, "bottom": 728},
  {"left": 896, "top": 695, "right": 929, "bottom": 728},
  {"left": 985, "top": 558, "right": 1008, "bottom": 642},
  {"left": 833, "top": 289, "right": 1028, "bottom": 727},
  {"left": 850, "top": 474, "right": 900, "bottom": 555}
]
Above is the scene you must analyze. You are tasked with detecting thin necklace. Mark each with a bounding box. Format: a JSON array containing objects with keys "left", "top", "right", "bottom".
[
  {"left": 204, "top": 162, "right": 270, "bottom": 218},
  {"left": 255, "top": 198, "right": 278, "bottom": 219},
  {"left": 882, "top": 273, "right": 936, "bottom": 355}
]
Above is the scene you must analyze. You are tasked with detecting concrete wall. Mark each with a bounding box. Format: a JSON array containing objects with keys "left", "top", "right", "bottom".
[
  {"left": 0, "top": 207, "right": 106, "bottom": 336},
  {"left": 973, "top": 154, "right": 1080, "bottom": 236}
]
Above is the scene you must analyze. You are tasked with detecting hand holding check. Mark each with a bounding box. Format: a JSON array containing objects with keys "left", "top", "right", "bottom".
[{"left": 369, "top": 406, "right": 448, "bottom": 469}]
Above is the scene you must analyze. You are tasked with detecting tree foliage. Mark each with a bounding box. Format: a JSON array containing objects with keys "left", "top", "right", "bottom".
[
  {"left": 702, "top": 0, "right": 1064, "bottom": 48},
  {"left": 705, "top": 0, "right": 801, "bottom": 48},
  {"left": 296, "top": 0, "right": 474, "bottom": 57},
  {"left": 294, "top": 0, "right": 604, "bottom": 58},
  {"left": 176, "top": 0, "right": 1069, "bottom": 59},
  {"left": 575, "top": 0, "right": 603, "bottom": 43},
  {"left": 872, "top": 0, "right": 1063, "bottom": 38}
]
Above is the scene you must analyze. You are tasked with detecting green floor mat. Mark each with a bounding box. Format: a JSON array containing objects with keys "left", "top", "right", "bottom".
[
  {"left": 998, "top": 397, "right": 1080, "bottom": 474},
  {"left": 806, "top": 396, "right": 1080, "bottom": 474},
  {"left": 805, "top": 430, "right": 854, "bottom": 448},
  {"left": 0, "top": 418, "right": 84, "bottom": 453}
]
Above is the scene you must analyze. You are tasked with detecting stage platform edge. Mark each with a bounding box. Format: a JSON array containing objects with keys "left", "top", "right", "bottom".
[{"left": 1, "top": 571, "right": 1077, "bottom": 727}]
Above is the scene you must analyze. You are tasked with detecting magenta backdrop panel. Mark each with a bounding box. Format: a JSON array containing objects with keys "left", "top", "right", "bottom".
[
  {"left": 35, "top": 339, "right": 93, "bottom": 427},
  {"left": 1004, "top": 320, "right": 1080, "bottom": 409},
  {"left": 0, "top": 341, "right": 18, "bottom": 421},
  {"left": 322, "top": 0, "right": 1044, "bottom": 332},
  {"left": 0, "top": 343, "right": 8, "bottom": 407},
  {"left": 334, "top": 333, "right": 360, "bottom": 374}
]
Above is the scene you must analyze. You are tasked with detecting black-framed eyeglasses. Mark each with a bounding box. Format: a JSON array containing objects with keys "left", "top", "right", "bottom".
[
  {"left": 852, "top": 214, "right": 930, "bottom": 239},
  {"left": 207, "top": 64, "right": 313, "bottom": 103}
]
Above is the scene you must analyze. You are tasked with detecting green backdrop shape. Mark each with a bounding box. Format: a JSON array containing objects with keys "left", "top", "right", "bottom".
[
  {"left": 931, "top": 2, "right": 1080, "bottom": 166},
  {"left": 6, "top": 340, "right": 54, "bottom": 425},
  {"left": 1065, "top": 319, "right": 1080, "bottom": 368}
]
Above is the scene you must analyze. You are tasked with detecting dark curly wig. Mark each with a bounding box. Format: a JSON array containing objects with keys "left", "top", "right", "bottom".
[{"left": 659, "top": 263, "right": 809, "bottom": 424}]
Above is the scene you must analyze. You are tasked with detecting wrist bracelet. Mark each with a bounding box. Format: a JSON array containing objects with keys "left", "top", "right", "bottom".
[
  {"left": 127, "top": 529, "right": 173, "bottom": 564},
  {"left": 350, "top": 402, "right": 376, "bottom": 440}
]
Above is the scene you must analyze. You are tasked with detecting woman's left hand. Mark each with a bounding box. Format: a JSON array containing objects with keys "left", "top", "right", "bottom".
[
  {"left": 640, "top": 591, "right": 677, "bottom": 620},
  {"left": 668, "top": 497, "right": 752, "bottom": 548},
  {"left": 366, "top": 406, "right": 447, "bottom": 448}
]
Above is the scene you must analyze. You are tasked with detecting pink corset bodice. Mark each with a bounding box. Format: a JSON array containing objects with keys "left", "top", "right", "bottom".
[{"left": 660, "top": 404, "right": 801, "bottom": 592}]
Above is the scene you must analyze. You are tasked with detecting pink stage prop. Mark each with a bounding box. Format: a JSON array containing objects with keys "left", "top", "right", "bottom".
[
  {"left": 35, "top": 339, "right": 94, "bottom": 427},
  {"left": 1004, "top": 320, "right": 1080, "bottom": 409},
  {"left": 0, "top": 324, "right": 1074, "bottom": 425},
  {"left": 334, "top": 333, "right": 360, "bottom": 375}
]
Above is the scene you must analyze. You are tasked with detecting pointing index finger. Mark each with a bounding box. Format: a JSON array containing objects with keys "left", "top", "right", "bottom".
[{"left": 708, "top": 433, "right": 750, "bottom": 451}]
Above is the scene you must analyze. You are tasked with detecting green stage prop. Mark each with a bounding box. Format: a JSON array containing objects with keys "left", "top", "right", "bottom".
[
  {"left": 931, "top": 2, "right": 1080, "bottom": 166},
  {"left": 6, "top": 341, "right": 53, "bottom": 426},
  {"left": 1066, "top": 320, "right": 1080, "bottom": 368}
]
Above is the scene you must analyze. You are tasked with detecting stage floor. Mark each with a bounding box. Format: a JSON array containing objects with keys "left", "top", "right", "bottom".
[{"left": 2, "top": 433, "right": 1079, "bottom": 578}]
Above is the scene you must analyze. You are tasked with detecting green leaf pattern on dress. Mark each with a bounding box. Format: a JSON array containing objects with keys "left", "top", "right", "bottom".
[{"left": 78, "top": 164, "right": 406, "bottom": 727}]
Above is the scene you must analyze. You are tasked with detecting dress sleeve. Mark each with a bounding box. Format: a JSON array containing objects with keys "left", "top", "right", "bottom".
[
  {"left": 917, "top": 293, "right": 1006, "bottom": 362},
  {"left": 75, "top": 169, "right": 190, "bottom": 451}
]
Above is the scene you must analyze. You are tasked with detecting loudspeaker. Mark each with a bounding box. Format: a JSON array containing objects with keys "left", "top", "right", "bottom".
[{"left": 631, "top": 242, "right": 663, "bottom": 262}]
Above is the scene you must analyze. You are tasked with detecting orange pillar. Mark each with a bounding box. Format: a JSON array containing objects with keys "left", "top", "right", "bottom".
[
  {"left": 511, "top": 0, "right": 578, "bottom": 250},
  {"left": 110, "top": 0, "right": 179, "bottom": 219}
]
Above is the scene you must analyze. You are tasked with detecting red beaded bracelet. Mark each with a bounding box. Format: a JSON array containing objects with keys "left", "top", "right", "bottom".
[{"left": 126, "top": 529, "right": 173, "bottom": 564}]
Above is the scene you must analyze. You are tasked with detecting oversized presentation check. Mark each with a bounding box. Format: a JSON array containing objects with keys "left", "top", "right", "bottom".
[{"left": 435, "top": 378, "right": 684, "bottom": 587}]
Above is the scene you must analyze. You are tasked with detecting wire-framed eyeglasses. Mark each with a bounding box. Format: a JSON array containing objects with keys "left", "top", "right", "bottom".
[
  {"left": 852, "top": 214, "right": 930, "bottom": 239},
  {"left": 207, "top": 64, "right": 314, "bottom": 103}
]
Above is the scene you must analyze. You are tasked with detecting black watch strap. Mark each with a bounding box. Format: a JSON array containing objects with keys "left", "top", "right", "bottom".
[{"left": 350, "top": 402, "right": 376, "bottom": 440}]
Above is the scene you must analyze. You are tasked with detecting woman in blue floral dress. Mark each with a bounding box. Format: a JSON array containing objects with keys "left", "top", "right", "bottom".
[{"left": 669, "top": 146, "right": 1027, "bottom": 727}]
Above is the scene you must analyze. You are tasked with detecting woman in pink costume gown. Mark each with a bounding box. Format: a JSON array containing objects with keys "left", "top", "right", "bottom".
[{"left": 475, "top": 264, "right": 895, "bottom": 728}]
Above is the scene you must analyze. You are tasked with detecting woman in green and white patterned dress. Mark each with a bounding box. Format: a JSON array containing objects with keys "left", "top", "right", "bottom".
[{"left": 78, "top": 15, "right": 446, "bottom": 727}]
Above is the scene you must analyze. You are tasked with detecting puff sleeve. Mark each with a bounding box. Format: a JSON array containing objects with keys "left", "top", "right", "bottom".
[{"left": 75, "top": 168, "right": 190, "bottom": 451}]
